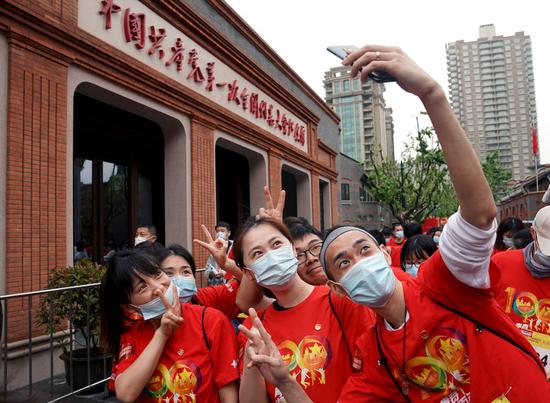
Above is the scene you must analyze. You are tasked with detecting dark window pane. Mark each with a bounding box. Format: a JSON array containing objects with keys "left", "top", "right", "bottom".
[
  {"left": 73, "top": 158, "right": 93, "bottom": 262},
  {"left": 341, "top": 183, "right": 350, "bottom": 201},
  {"left": 103, "top": 162, "right": 129, "bottom": 253}
]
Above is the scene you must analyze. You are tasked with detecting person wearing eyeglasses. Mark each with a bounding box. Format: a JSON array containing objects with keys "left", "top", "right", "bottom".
[
  {"left": 238, "top": 44, "right": 550, "bottom": 402},
  {"left": 233, "top": 214, "right": 375, "bottom": 403},
  {"left": 284, "top": 218, "right": 327, "bottom": 286}
]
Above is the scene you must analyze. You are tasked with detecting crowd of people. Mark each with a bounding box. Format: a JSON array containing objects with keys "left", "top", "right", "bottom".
[{"left": 98, "top": 45, "right": 550, "bottom": 402}]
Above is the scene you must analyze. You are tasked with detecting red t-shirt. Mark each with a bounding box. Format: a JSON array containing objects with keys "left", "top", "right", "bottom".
[
  {"left": 491, "top": 248, "right": 550, "bottom": 377},
  {"left": 193, "top": 279, "right": 240, "bottom": 320},
  {"left": 109, "top": 303, "right": 239, "bottom": 402},
  {"left": 239, "top": 286, "right": 374, "bottom": 402},
  {"left": 492, "top": 247, "right": 507, "bottom": 256},
  {"left": 388, "top": 236, "right": 406, "bottom": 247},
  {"left": 391, "top": 265, "right": 412, "bottom": 282},
  {"left": 339, "top": 251, "right": 549, "bottom": 402},
  {"left": 225, "top": 246, "right": 236, "bottom": 280},
  {"left": 389, "top": 244, "right": 403, "bottom": 268}
]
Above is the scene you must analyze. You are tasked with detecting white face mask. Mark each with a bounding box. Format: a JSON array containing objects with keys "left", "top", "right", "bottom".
[
  {"left": 250, "top": 245, "right": 298, "bottom": 287},
  {"left": 134, "top": 236, "right": 149, "bottom": 246},
  {"left": 339, "top": 252, "right": 396, "bottom": 308},
  {"left": 216, "top": 231, "right": 227, "bottom": 240},
  {"left": 503, "top": 237, "right": 513, "bottom": 248},
  {"left": 403, "top": 263, "right": 421, "bottom": 277}
]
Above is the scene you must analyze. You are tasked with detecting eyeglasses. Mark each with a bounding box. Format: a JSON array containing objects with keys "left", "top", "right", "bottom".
[{"left": 296, "top": 242, "right": 323, "bottom": 264}]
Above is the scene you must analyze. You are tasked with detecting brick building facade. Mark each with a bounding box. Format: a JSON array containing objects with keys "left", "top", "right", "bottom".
[
  {"left": 498, "top": 165, "right": 550, "bottom": 222},
  {"left": 0, "top": 0, "right": 340, "bottom": 387}
]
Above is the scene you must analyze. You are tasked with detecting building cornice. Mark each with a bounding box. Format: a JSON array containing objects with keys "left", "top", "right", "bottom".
[
  {"left": 0, "top": 0, "right": 328, "bottom": 127},
  {"left": 205, "top": 0, "right": 340, "bottom": 124},
  {"left": 0, "top": 2, "right": 342, "bottom": 173}
]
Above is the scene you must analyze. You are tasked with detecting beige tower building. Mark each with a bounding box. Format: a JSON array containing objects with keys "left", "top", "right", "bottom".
[
  {"left": 446, "top": 24, "right": 539, "bottom": 180},
  {"left": 323, "top": 66, "right": 395, "bottom": 166}
]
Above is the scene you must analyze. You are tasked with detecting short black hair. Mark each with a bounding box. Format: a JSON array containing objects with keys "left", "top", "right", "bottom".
[
  {"left": 400, "top": 235, "right": 438, "bottom": 270},
  {"left": 368, "top": 229, "right": 386, "bottom": 246},
  {"left": 495, "top": 217, "right": 525, "bottom": 251},
  {"left": 382, "top": 226, "right": 393, "bottom": 237},
  {"left": 404, "top": 222, "right": 422, "bottom": 238},
  {"left": 215, "top": 221, "right": 231, "bottom": 232},
  {"left": 137, "top": 224, "right": 157, "bottom": 236},
  {"left": 512, "top": 228, "right": 533, "bottom": 249},
  {"left": 135, "top": 241, "right": 164, "bottom": 252},
  {"left": 392, "top": 223, "right": 403, "bottom": 230},
  {"left": 153, "top": 244, "right": 197, "bottom": 274},
  {"left": 286, "top": 218, "right": 322, "bottom": 242},
  {"left": 283, "top": 216, "right": 310, "bottom": 227},
  {"left": 427, "top": 227, "right": 442, "bottom": 236}
]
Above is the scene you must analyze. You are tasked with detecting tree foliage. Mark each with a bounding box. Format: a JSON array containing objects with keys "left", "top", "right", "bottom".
[
  {"left": 37, "top": 259, "right": 106, "bottom": 353},
  {"left": 367, "top": 126, "right": 456, "bottom": 224},
  {"left": 367, "top": 124, "right": 511, "bottom": 224},
  {"left": 482, "top": 151, "right": 512, "bottom": 203}
]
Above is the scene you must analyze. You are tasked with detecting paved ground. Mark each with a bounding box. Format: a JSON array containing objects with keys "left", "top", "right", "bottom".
[{"left": 1, "top": 375, "right": 117, "bottom": 403}]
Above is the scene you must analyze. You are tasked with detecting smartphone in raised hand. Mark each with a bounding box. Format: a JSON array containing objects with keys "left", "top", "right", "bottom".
[
  {"left": 327, "top": 45, "right": 358, "bottom": 60},
  {"left": 327, "top": 45, "right": 396, "bottom": 83}
]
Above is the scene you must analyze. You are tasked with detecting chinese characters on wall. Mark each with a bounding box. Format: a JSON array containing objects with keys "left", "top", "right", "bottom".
[{"left": 98, "top": 0, "right": 306, "bottom": 146}]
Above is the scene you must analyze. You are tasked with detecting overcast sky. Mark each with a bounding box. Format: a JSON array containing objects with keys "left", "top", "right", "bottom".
[{"left": 225, "top": 0, "right": 549, "bottom": 166}]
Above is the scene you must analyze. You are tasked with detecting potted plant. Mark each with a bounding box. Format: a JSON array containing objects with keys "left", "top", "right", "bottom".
[{"left": 37, "top": 259, "right": 111, "bottom": 392}]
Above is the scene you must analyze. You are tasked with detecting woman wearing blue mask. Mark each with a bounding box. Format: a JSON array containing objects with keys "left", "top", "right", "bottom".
[
  {"left": 494, "top": 217, "right": 525, "bottom": 254},
  {"left": 241, "top": 44, "right": 549, "bottom": 402},
  {"left": 100, "top": 250, "right": 239, "bottom": 403},
  {"left": 399, "top": 235, "right": 438, "bottom": 277},
  {"left": 233, "top": 216, "right": 373, "bottom": 403},
  {"left": 154, "top": 244, "right": 242, "bottom": 321},
  {"left": 427, "top": 226, "right": 442, "bottom": 246}
]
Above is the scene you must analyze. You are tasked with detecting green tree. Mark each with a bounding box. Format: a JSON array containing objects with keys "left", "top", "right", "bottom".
[
  {"left": 367, "top": 126, "right": 457, "bottom": 224},
  {"left": 481, "top": 151, "right": 512, "bottom": 203},
  {"left": 367, "top": 124, "right": 512, "bottom": 224}
]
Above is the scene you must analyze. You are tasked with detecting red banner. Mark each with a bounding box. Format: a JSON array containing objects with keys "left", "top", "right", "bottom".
[{"left": 532, "top": 127, "right": 539, "bottom": 156}]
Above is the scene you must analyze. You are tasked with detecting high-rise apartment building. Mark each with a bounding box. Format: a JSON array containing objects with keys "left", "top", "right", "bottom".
[
  {"left": 323, "top": 66, "right": 395, "bottom": 165},
  {"left": 446, "top": 24, "right": 538, "bottom": 180},
  {"left": 324, "top": 66, "right": 394, "bottom": 227}
]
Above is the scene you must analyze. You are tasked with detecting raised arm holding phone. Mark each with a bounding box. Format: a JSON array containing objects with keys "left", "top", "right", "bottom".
[{"left": 242, "top": 44, "right": 550, "bottom": 402}]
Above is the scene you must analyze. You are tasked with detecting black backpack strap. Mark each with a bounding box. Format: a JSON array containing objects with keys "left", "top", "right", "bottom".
[
  {"left": 202, "top": 307, "right": 211, "bottom": 351},
  {"left": 374, "top": 323, "right": 411, "bottom": 402},
  {"left": 328, "top": 290, "right": 353, "bottom": 362},
  {"left": 429, "top": 297, "right": 545, "bottom": 373}
]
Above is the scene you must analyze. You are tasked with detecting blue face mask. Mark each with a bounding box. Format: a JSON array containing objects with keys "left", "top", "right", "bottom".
[
  {"left": 250, "top": 245, "right": 298, "bottom": 287},
  {"left": 403, "top": 263, "right": 420, "bottom": 277},
  {"left": 394, "top": 231, "right": 404, "bottom": 239},
  {"left": 131, "top": 285, "right": 177, "bottom": 321},
  {"left": 535, "top": 248, "right": 550, "bottom": 268},
  {"left": 171, "top": 276, "right": 197, "bottom": 303},
  {"left": 339, "top": 252, "right": 396, "bottom": 308},
  {"left": 503, "top": 237, "right": 513, "bottom": 248},
  {"left": 216, "top": 231, "right": 227, "bottom": 240},
  {"left": 433, "top": 236, "right": 440, "bottom": 244}
]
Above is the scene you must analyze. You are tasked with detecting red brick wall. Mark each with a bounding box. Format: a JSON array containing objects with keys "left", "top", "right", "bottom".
[
  {"left": 190, "top": 119, "right": 216, "bottom": 269},
  {"left": 7, "top": 0, "right": 77, "bottom": 27},
  {"left": 331, "top": 179, "right": 338, "bottom": 225},
  {"left": 6, "top": 41, "right": 68, "bottom": 340},
  {"left": 311, "top": 173, "right": 320, "bottom": 229},
  {"left": 268, "top": 151, "right": 282, "bottom": 198},
  {"left": 0, "top": 1, "right": 340, "bottom": 342}
]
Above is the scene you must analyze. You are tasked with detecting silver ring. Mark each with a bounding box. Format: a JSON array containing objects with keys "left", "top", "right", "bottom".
[{"left": 375, "top": 51, "right": 381, "bottom": 60}]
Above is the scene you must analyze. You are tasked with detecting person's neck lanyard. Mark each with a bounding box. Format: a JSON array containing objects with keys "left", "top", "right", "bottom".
[{"left": 377, "top": 304, "right": 410, "bottom": 396}]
